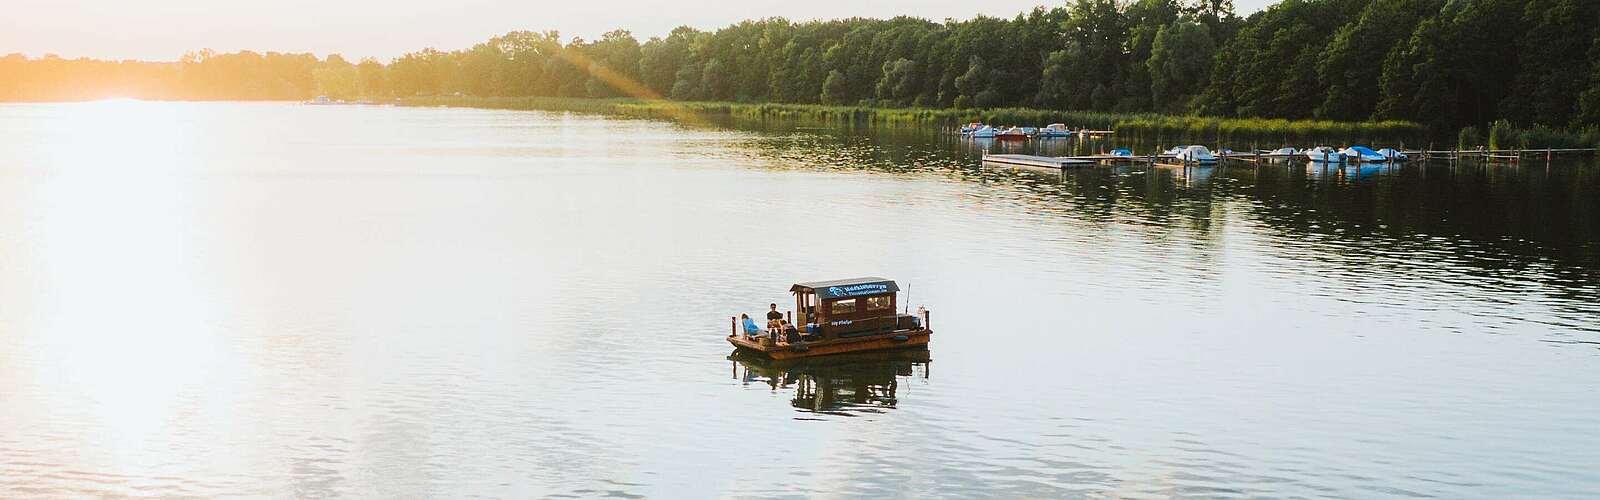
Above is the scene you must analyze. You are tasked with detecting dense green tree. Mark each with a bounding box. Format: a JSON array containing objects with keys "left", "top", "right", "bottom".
[
  {"left": 1499, "top": 0, "right": 1597, "bottom": 126},
  {"left": 819, "top": 69, "right": 848, "bottom": 105},
  {"left": 1316, "top": 0, "right": 1439, "bottom": 120},
  {"left": 1147, "top": 20, "right": 1214, "bottom": 113},
  {"left": 312, "top": 54, "right": 359, "bottom": 99},
  {"left": 874, "top": 58, "right": 919, "bottom": 105}
]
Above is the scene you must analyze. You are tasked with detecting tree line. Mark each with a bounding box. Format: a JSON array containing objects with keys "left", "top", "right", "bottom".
[{"left": 3, "top": 0, "right": 1598, "bottom": 132}]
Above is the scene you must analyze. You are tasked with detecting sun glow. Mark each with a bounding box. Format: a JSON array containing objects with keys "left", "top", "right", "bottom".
[{"left": 4, "top": 99, "right": 248, "bottom": 476}]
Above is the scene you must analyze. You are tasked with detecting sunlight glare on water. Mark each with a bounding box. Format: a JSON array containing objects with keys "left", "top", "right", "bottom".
[{"left": 0, "top": 102, "right": 1597, "bottom": 498}]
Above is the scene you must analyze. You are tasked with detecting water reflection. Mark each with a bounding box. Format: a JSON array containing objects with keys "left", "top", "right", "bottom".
[
  {"left": 715, "top": 122, "right": 1599, "bottom": 295},
  {"left": 731, "top": 350, "right": 930, "bottom": 415}
]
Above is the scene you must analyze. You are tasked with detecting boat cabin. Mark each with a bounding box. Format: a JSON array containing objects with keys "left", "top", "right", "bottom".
[{"left": 791, "top": 277, "right": 911, "bottom": 337}]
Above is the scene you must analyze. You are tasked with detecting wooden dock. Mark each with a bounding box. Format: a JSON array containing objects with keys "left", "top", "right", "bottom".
[{"left": 982, "top": 154, "right": 1096, "bottom": 170}]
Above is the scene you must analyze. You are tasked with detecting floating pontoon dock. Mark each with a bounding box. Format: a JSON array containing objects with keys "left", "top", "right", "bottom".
[{"left": 981, "top": 154, "right": 1097, "bottom": 170}]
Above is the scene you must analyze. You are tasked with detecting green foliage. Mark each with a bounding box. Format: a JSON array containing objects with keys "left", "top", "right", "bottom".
[
  {"left": 1481, "top": 121, "right": 1600, "bottom": 150},
  {"left": 1147, "top": 20, "right": 1213, "bottom": 113},
  {"left": 1489, "top": 119, "right": 1513, "bottom": 150},
  {"left": 1458, "top": 126, "right": 1481, "bottom": 150}
]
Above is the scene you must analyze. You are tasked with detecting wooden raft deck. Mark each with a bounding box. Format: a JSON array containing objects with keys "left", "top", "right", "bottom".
[
  {"left": 982, "top": 154, "right": 1097, "bottom": 170},
  {"left": 729, "top": 328, "right": 931, "bottom": 360}
]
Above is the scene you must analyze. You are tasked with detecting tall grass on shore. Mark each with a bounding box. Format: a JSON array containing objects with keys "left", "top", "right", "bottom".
[
  {"left": 1480, "top": 120, "right": 1600, "bottom": 150},
  {"left": 400, "top": 96, "right": 1429, "bottom": 145}
]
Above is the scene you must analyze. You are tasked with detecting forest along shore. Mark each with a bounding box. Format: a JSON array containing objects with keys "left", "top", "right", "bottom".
[{"left": 6, "top": 1, "right": 1599, "bottom": 147}]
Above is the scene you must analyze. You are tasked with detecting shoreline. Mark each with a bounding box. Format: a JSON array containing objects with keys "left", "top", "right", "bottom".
[{"left": 394, "top": 96, "right": 1429, "bottom": 145}]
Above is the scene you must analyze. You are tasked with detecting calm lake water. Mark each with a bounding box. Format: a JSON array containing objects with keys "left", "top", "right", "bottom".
[{"left": 1, "top": 101, "right": 1597, "bottom": 498}]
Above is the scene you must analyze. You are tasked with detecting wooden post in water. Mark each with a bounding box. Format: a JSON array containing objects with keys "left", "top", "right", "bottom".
[{"left": 731, "top": 316, "right": 737, "bottom": 337}]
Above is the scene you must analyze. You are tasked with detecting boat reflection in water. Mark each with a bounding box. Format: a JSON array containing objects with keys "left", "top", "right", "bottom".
[
  {"left": 1304, "top": 161, "right": 1392, "bottom": 180},
  {"left": 730, "top": 349, "right": 930, "bottom": 414}
]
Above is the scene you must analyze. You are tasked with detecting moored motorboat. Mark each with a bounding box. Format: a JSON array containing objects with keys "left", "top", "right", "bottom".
[
  {"left": 1177, "top": 145, "right": 1218, "bottom": 163},
  {"left": 728, "top": 277, "right": 931, "bottom": 360},
  {"left": 1305, "top": 146, "right": 1344, "bottom": 162},
  {"left": 1341, "top": 146, "right": 1388, "bottom": 162},
  {"left": 1036, "top": 123, "right": 1071, "bottom": 138},
  {"left": 1376, "top": 148, "right": 1408, "bottom": 161},
  {"left": 970, "top": 125, "right": 997, "bottom": 138},
  {"left": 995, "top": 127, "right": 1028, "bottom": 141}
]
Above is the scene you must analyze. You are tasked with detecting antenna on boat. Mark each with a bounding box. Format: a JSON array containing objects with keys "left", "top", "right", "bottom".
[{"left": 904, "top": 282, "right": 910, "bottom": 315}]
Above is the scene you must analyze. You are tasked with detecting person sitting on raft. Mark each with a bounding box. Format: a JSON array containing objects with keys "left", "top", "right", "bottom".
[
  {"left": 766, "top": 303, "right": 785, "bottom": 331},
  {"left": 741, "top": 314, "right": 764, "bottom": 338}
]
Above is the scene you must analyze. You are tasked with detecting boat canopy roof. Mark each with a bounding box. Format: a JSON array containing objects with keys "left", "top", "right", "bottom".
[{"left": 792, "top": 277, "right": 900, "bottom": 299}]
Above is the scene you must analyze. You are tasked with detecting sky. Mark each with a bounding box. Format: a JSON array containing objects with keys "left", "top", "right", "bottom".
[{"left": 3, "top": 0, "right": 1278, "bottom": 62}]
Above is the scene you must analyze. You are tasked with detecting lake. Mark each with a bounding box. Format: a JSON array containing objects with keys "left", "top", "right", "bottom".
[{"left": 0, "top": 101, "right": 1597, "bottom": 498}]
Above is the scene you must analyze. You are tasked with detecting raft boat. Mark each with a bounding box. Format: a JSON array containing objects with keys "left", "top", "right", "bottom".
[{"left": 728, "top": 277, "right": 931, "bottom": 360}]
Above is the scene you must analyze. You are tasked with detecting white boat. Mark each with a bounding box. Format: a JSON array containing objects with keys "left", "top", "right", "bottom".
[
  {"left": 1376, "top": 148, "right": 1408, "bottom": 161},
  {"left": 1164, "top": 145, "right": 1188, "bottom": 156},
  {"left": 1305, "top": 146, "right": 1344, "bottom": 162},
  {"left": 305, "top": 95, "right": 333, "bottom": 105},
  {"left": 996, "top": 127, "right": 1028, "bottom": 141},
  {"left": 970, "top": 126, "right": 996, "bottom": 138},
  {"left": 1036, "top": 123, "right": 1071, "bottom": 138},
  {"left": 1019, "top": 127, "right": 1038, "bottom": 136},
  {"left": 1177, "top": 145, "right": 1218, "bottom": 163},
  {"left": 1272, "top": 147, "right": 1298, "bottom": 156},
  {"left": 1341, "top": 146, "right": 1388, "bottom": 162}
]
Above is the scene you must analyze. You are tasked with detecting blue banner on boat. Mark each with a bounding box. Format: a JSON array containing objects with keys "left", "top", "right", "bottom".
[{"left": 793, "top": 277, "right": 899, "bottom": 299}]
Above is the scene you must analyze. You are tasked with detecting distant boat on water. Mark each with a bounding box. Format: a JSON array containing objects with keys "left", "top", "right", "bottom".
[{"left": 970, "top": 126, "right": 996, "bottom": 138}]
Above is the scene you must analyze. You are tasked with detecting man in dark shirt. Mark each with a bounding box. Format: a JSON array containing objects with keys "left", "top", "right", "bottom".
[{"left": 767, "top": 303, "right": 793, "bottom": 341}]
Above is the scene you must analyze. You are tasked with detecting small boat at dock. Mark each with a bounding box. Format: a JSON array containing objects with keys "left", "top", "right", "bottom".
[
  {"left": 1036, "top": 123, "right": 1071, "bottom": 138},
  {"left": 1376, "top": 148, "right": 1408, "bottom": 161},
  {"left": 1306, "top": 146, "right": 1344, "bottom": 162},
  {"left": 1177, "top": 145, "right": 1218, "bottom": 163},
  {"left": 996, "top": 127, "right": 1028, "bottom": 141},
  {"left": 1341, "top": 146, "right": 1387, "bottom": 162},
  {"left": 970, "top": 126, "right": 997, "bottom": 138},
  {"left": 728, "top": 277, "right": 931, "bottom": 360}
]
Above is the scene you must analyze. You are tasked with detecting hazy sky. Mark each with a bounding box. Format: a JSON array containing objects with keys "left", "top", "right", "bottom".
[{"left": 4, "top": 0, "right": 1278, "bottom": 62}]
